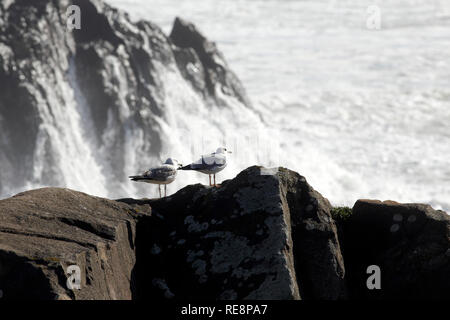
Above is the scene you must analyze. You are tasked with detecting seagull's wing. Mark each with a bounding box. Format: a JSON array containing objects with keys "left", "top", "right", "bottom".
[
  {"left": 144, "top": 165, "right": 177, "bottom": 181},
  {"left": 203, "top": 153, "right": 226, "bottom": 166},
  {"left": 181, "top": 154, "right": 226, "bottom": 171},
  {"left": 130, "top": 164, "right": 177, "bottom": 181}
]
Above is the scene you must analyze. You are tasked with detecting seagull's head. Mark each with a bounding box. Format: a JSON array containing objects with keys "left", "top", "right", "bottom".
[
  {"left": 216, "top": 147, "right": 232, "bottom": 154},
  {"left": 164, "top": 158, "right": 183, "bottom": 167}
]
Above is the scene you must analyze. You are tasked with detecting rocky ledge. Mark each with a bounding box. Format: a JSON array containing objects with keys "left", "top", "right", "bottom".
[{"left": 0, "top": 166, "right": 448, "bottom": 300}]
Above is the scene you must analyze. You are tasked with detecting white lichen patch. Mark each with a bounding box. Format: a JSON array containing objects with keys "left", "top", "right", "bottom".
[
  {"left": 219, "top": 290, "right": 238, "bottom": 300},
  {"left": 0, "top": 42, "right": 13, "bottom": 62},
  {"left": 192, "top": 259, "right": 206, "bottom": 275},
  {"left": 233, "top": 177, "right": 282, "bottom": 216},
  {"left": 304, "top": 219, "right": 326, "bottom": 231},
  {"left": 152, "top": 278, "right": 175, "bottom": 299},
  {"left": 199, "top": 274, "right": 208, "bottom": 284},
  {"left": 155, "top": 213, "right": 164, "bottom": 220},
  {"left": 210, "top": 232, "right": 252, "bottom": 274},
  {"left": 390, "top": 224, "right": 400, "bottom": 233},
  {"left": 184, "top": 215, "right": 209, "bottom": 233},
  {"left": 192, "top": 188, "right": 210, "bottom": 203},
  {"left": 204, "top": 231, "right": 229, "bottom": 239},
  {"left": 184, "top": 215, "right": 193, "bottom": 225},
  {"left": 231, "top": 267, "right": 252, "bottom": 280},
  {"left": 210, "top": 215, "right": 291, "bottom": 290},
  {"left": 151, "top": 244, "right": 161, "bottom": 255},
  {"left": 186, "top": 250, "right": 205, "bottom": 263}
]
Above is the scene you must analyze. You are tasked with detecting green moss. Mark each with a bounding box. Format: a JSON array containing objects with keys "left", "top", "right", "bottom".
[{"left": 331, "top": 206, "right": 353, "bottom": 222}]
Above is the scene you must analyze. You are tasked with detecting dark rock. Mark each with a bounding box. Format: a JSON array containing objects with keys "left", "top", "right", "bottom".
[
  {"left": 278, "top": 168, "right": 347, "bottom": 300},
  {"left": 1, "top": 168, "right": 448, "bottom": 300},
  {"left": 0, "top": 187, "right": 151, "bottom": 300},
  {"left": 170, "top": 17, "right": 252, "bottom": 107},
  {"left": 342, "top": 200, "right": 450, "bottom": 299},
  {"left": 0, "top": 166, "right": 345, "bottom": 300},
  {"left": 120, "top": 166, "right": 347, "bottom": 300}
]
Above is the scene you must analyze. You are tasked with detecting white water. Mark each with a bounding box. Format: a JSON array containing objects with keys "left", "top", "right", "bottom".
[
  {"left": 104, "top": 0, "right": 450, "bottom": 211},
  {"left": 18, "top": 59, "right": 108, "bottom": 197}
]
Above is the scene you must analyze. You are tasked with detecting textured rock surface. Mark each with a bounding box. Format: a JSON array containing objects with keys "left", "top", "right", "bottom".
[
  {"left": 120, "top": 166, "right": 347, "bottom": 300},
  {"left": 0, "top": 187, "right": 151, "bottom": 300},
  {"left": 0, "top": 166, "right": 345, "bottom": 300},
  {"left": 1, "top": 168, "right": 448, "bottom": 300},
  {"left": 342, "top": 200, "right": 450, "bottom": 299},
  {"left": 0, "top": 0, "right": 250, "bottom": 197},
  {"left": 169, "top": 17, "right": 251, "bottom": 107}
]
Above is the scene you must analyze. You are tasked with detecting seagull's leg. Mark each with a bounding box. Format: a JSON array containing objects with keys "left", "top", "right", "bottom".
[
  {"left": 214, "top": 174, "right": 216, "bottom": 187},
  {"left": 158, "top": 185, "right": 161, "bottom": 198},
  {"left": 164, "top": 185, "right": 167, "bottom": 197},
  {"left": 209, "top": 174, "right": 211, "bottom": 186}
]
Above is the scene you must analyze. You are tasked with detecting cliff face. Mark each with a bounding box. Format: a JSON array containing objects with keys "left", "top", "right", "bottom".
[
  {"left": 2, "top": 166, "right": 447, "bottom": 300},
  {"left": 0, "top": 0, "right": 251, "bottom": 198}
]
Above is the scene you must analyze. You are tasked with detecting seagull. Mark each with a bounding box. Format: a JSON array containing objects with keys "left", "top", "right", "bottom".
[
  {"left": 179, "top": 147, "right": 232, "bottom": 186},
  {"left": 129, "top": 158, "right": 182, "bottom": 198}
]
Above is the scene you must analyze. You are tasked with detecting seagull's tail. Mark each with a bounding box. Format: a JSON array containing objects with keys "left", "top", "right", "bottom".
[{"left": 129, "top": 175, "right": 146, "bottom": 181}]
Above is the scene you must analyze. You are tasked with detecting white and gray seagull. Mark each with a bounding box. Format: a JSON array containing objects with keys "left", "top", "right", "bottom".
[
  {"left": 179, "top": 147, "right": 232, "bottom": 186},
  {"left": 129, "top": 158, "right": 182, "bottom": 198}
]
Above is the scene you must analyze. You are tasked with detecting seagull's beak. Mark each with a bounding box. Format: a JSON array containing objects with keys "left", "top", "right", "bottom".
[{"left": 227, "top": 151, "right": 232, "bottom": 154}]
